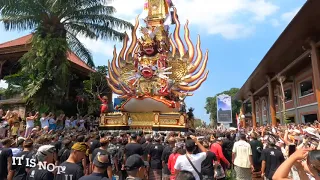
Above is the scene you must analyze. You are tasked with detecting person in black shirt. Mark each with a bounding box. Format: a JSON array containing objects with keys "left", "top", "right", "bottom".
[
  {"left": 222, "top": 132, "right": 234, "bottom": 167},
  {"left": 148, "top": 136, "right": 164, "bottom": 180},
  {"left": 27, "top": 145, "right": 55, "bottom": 180},
  {"left": 55, "top": 142, "right": 89, "bottom": 180},
  {"left": 117, "top": 138, "right": 127, "bottom": 180},
  {"left": 57, "top": 139, "right": 72, "bottom": 165},
  {"left": 200, "top": 140, "right": 217, "bottom": 180},
  {"left": 124, "top": 133, "right": 143, "bottom": 162},
  {"left": 261, "top": 137, "right": 285, "bottom": 180},
  {"left": 161, "top": 137, "right": 175, "bottom": 180},
  {"left": 0, "top": 138, "right": 13, "bottom": 180},
  {"left": 141, "top": 135, "right": 152, "bottom": 161},
  {"left": 9, "top": 139, "right": 34, "bottom": 180},
  {"left": 91, "top": 138, "right": 112, "bottom": 178},
  {"left": 125, "top": 154, "right": 147, "bottom": 180},
  {"left": 79, "top": 155, "right": 110, "bottom": 180},
  {"left": 249, "top": 132, "right": 263, "bottom": 178},
  {"left": 50, "top": 134, "right": 62, "bottom": 155}
]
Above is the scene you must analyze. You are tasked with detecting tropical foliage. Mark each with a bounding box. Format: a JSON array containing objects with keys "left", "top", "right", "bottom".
[
  {"left": 0, "top": 0, "right": 133, "bottom": 109},
  {"left": 205, "top": 88, "right": 242, "bottom": 127},
  {"left": 76, "top": 66, "right": 111, "bottom": 115}
]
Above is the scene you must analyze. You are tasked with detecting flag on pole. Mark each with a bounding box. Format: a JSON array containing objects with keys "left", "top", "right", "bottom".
[
  {"left": 141, "top": 0, "right": 149, "bottom": 19},
  {"left": 236, "top": 113, "right": 240, "bottom": 130}
]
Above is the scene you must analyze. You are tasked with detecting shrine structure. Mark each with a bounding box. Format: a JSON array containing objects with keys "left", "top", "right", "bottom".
[{"left": 100, "top": 0, "right": 209, "bottom": 131}]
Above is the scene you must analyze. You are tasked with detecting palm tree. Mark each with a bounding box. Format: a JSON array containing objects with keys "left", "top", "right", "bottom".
[{"left": 0, "top": 0, "right": 133, "bottom": 109}]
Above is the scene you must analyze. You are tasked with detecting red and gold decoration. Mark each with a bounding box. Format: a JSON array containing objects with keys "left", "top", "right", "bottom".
[{"left": 101, "top": 0, "right": 209, "bottom": 130}]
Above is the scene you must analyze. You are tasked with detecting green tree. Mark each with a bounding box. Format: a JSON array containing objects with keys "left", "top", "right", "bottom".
[
  {"left": 0, "top": 0, "right": 132, "bottom": 109},
  {"left": 205, "top": 88, "right": 242, "bottom": 127},
  {"left": 76, "top": 66, "right": 111, "bottom": 115}
]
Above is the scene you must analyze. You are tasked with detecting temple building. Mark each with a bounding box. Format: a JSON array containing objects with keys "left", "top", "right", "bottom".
[
  {"left": 0, "top": 34, "right": 97, "bottom": 116},
  {"left": 235, "top": 0, "right": 320, "bottom": 127}
]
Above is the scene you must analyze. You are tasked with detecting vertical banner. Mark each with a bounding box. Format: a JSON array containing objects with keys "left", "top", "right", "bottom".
[{"left": 217, "top": 94, "right": 233, "bottom": 123}]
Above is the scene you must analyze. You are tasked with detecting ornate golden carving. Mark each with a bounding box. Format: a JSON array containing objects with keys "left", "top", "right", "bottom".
[
  {"left": 154, "top": 112, "right": 160, "bottom": 125},
  {"left": 147, "top": 0, "right": 169, "bottom": 21},
  {"left": 179, "top": 114, "right": 185, "bottom": 126},
  {"left": 130, "top": 113, "right": 154, "bottom": 126},
  {"left": 159, "top": 118, "right": 177, "bottom": 125}
]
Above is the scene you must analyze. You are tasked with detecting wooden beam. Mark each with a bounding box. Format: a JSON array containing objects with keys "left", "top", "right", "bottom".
[
  {"left": 309, "top": 39, "right": 320, "bottom": 117},
  {"left": 267, "top": 77, "right": 277, "bottom": 127},
  {"left": 0, "top": 60, "right": 7, "bottom": 79},
  {"left": 243, "top": 49, "right": 311, "bottom": 103},
  {"left": 249, "top": 92, "right": 257, "bottom": 129}
]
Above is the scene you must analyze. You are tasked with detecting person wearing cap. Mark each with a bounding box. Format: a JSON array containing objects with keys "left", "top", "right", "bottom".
[
  {"left": 125, "top": 154, "right": 147, "bottom": 180},
  {"left": 8, "top": 139, "right": 34, "bottom": 180},
  {"left": 55, "top": 142, "right": 88, "bottom": 180},
  {"left": 27, "top": 145, "right": 55, "bottom": 180},
  {"left": 260, "top": 135, "right": 285, "bottom": 180},
  {"left": 0, "top": 138, "right": 13, "bottom": 180},
  {"left": 90, "top": 138, "right": 112, "bottom": 179},
  {"left": 174, "top": 135, "right": 208, "bottom": 180},
  {"left": 79, "top": 155, "right": 110, "bottom": 180}
]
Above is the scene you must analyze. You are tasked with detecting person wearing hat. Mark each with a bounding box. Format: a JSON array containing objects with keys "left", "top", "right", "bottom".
[
  {"left": 125, "top": 154, "right": 147, "bottom": 180},
  {"left": 8, "top": 139, "right": 34, "bottom": 180},
  {"left": 27, "top": 145, "right": 55, "bottom": 180},
  {"left": 55, "top": 142, "right": 89, "bottom": 180},
  {"left": 79, "top": 155, "right": 110, "bottom": 180},
  {"left": 90, "top": 138, "right": 112, "bottom": 179},
  {"left": 0, "top": 138, "right": 13, "bottom": 180}
]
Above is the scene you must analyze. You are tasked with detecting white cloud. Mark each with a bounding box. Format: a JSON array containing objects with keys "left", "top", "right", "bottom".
[
  {"left": 79, "top": 0, "right": 279, "bottom": 55},
  {"left": 270, "top": 19, "right": 280, "bottom": 27},
  {"left": 270, "top": 7, "right": 301, "bottom": 27},
  {"left": 281, "top": 8, "right": 300, "bottom": 22},
  {"left": 0, "top": 80, "right": 8, "bottom": 89},
  {"left": 169, "top": 0, "right": 278, "bottom": 38}
]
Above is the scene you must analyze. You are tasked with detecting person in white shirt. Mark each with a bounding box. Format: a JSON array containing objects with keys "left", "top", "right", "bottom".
[
  {"left": 65, "top": 116, "right": 72, "bottom": 129},
  {"left": 25, "top": 112, "right": 39, "bottom": 138},
  {"left": 174, "top": 135, "right": 208, "bottom": 180},
  {"left": 78, "top": 117, "right": 85, "bottom": 131},
  {"left": 232, "top": 134, "right": 254, "bottom": 180},
  {"left": 40, "top": 113, "right": 49, "bottom": 129}
]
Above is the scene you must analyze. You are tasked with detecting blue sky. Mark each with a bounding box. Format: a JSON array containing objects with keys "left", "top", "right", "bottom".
[{"left": 0, "top": 0, "right": 306, "bottom": 123}]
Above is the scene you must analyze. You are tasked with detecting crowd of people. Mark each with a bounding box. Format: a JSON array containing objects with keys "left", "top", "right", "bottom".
[{"left": 0, "top": 108, "right": 320, "bottom": 180}]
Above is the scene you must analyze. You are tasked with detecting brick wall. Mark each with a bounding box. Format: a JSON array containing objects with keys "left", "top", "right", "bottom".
[{"left": 285, "top": 100, "right": 294, "bottom": 109}]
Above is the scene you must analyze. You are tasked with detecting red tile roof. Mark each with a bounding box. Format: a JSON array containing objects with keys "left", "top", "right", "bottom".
[
  {"left": 0, "top": 34, "right": 94, "bottom": 72},
  {"left": 0, "top": 34, "right": 33, "bottom": 48}
]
